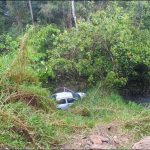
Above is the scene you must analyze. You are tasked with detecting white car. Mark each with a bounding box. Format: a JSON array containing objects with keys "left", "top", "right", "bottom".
[{"left": 51, "top": 87, "right": 86, "bottom": 109}]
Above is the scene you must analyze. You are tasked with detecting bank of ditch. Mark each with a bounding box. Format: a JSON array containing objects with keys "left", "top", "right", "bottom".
[{"left": 0, "top": 84, "right": 150, "bottom": 149}]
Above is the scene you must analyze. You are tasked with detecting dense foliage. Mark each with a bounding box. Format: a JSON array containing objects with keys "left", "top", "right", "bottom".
[
  {"left": 24, "top": 2, "right": 150, "bottom": 91},
  {"left": 27, "top": 25, "right": 60, "bottom": 82},
  {"left": 0, "top": 1, "right": 150, "bottom": 91}
]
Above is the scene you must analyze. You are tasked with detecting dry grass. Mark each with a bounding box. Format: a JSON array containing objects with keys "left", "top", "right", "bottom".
[
  {"left": 0, "top": 110, "right": 36, "bottom": 147},
  {"left": 4, "top": 91, "right": 45, "bottom": 108}
]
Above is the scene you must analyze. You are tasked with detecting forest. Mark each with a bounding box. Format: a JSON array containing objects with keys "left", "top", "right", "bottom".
[{"left": 0, "top": 1, "right": 150, "bottom": 149}]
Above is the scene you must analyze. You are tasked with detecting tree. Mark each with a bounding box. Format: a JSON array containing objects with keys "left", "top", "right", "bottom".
[
  {"left": 39, "top": 1, "right": 72, "bottom": 29},
  {"left": 28, "top": 0, "right": 34, "bottom": 26},
  {"left": 71, "top": 0, "right": 78, "bottom": 30},
  {"left": 6, "top": 1, "right": 30, "bottom": 30}
]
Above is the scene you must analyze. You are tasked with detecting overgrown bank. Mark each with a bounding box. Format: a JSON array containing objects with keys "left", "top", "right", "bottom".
[{"left": 0, "top": 85, "right": 150, "bottom": 149}]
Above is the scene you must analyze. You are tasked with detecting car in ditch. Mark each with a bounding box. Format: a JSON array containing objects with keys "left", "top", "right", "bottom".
[{"left": 51, "top": 87, "right": 86, "bottom": 110}]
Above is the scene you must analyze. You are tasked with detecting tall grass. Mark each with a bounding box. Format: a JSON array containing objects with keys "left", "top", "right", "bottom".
[{"left": 0, "top": 84, "right": 150, "bottom": 148}]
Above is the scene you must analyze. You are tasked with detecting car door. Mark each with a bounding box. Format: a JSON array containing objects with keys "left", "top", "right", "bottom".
[{"left": 57, "top": 99, "right": 69, "bottom": 110}]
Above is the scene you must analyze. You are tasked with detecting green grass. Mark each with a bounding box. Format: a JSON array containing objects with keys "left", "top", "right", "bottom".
[{"left": 0, "top": 85, "right": 150, "bottom": 149}]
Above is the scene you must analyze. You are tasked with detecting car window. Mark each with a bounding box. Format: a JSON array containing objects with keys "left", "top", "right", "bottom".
[
  {"left": 57, "top": 99, "right": 66, "bottom": 104},
  {"left": 67, "top": 98, "right": 75, "bottom": 103},
  {"left": 72, "top": 93, "right": 80, "bottom": 99},
  {"left": 51, "top": 94, "right": 56, "bottom": 99}
]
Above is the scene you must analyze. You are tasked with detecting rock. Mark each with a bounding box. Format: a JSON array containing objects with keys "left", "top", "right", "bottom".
[
  {"left": 114, "top": 135, "right": 120, "bottom": 144},
  {"left": 107, "top": 126, "right": 112, "bottom": 131},
  {"left": 132, "top": 136, "right": 150, "bottom": 149},
  {"left": 82, "top": 136, "right": 87, "bottom": 139},
  {"left": 0, "top": 144, "right": 9, "bottom": 150},
  {"left": 99, "top": 136, "right": 109, "bottom": 143},
  {"left": 90, "top": 135, "right": 102, "bottom": 144},
  {"left": 86, "top": 140, "right": 92, "bottom": 146}
]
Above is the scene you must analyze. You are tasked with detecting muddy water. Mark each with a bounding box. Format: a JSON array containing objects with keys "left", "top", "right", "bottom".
[
  {"left": 135, "top": 97, "right": 150, "bottom": 104},
  {"left": 123, "top": 95, "right": 150, "bottom": 108},
  {"left": 136, "top": 97, "right": 150, "bottom": 108}
]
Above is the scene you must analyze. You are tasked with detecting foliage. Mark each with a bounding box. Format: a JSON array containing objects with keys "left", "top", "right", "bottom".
[
  {"left": 0, "top": 34, "right": 18, "bottom": 54},
  {"left": 0, "top": 32, "right": 54, "bottom": 112},
  {"left": 103, "top": 71, "right": 127, "bottom": 89},
  {"left": 0, "top": 0, "right": 110, "bottom": 35},
  {"left": 45, "top": 2, "right": 150, "bottom": 89},
  {"left": 27, "top": 25, "right": 60, "bottom": 82},
  {"left": 39, "top": 1, "right": 70, "bottom": 28}
]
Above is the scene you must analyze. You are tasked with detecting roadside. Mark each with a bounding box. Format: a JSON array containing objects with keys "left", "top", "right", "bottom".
[{"left": 62, "top": 121, "right": 134, "bottom": 149}]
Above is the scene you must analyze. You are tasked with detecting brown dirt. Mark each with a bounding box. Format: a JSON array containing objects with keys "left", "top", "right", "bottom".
[
  {"left": 132, "top": 136, "right": 150, "bottom": 149},
  {"left": 61, "top": 121, "right": 135, "bottom": 149}
]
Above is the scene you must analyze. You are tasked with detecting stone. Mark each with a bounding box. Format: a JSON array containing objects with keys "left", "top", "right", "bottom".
[
  {"left": 82, "top": 136, "right": 87, "bottom": 139},
  {"left": 114, "top": 135, "right": 120, "bottom": 144},
  {"left": 90, "top": 135, "right": 102, "bottom": 145},
  {"left": 132, "top": 136, "right": 150, "bottom": 149},
  {"left": 99, "top": 136, "right": 109, "bottom": 143},
  {"left": 86, "top": 140, "right": 92, "bottom": 145}
]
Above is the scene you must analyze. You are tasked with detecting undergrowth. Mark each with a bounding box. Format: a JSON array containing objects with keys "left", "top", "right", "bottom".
[
  {"left": 0, "top": 32, "right": 149, "bottom": 149},
  {"left": 71, "top": 86, "right": 150, "bottom": 142},
  {"left": 0, "top": 84, "right": 150, "bottom": 149}
]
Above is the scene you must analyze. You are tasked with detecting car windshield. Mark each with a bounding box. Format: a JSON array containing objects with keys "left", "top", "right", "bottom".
[
  {"left": 57, "top": 99, "right": 66, "bottom": 104},
  {"left": 51, "top": 94, "right": 56, "bottom": 99},
  {"left": 72, "top": 93, "right": 80, "bottom": 99}
]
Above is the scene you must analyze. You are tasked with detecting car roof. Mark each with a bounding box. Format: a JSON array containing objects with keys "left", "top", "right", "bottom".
[{"left": 55, "top": 92, "right": 73, "bottom": 100}]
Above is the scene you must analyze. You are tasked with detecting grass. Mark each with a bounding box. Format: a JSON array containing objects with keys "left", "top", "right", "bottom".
[{"left": 0, "top": 85, "right": 150, "bottom": 149}]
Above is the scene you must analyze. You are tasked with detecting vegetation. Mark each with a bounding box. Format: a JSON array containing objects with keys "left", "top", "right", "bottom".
[
  {"left": 0, "top": 86, "right": 149, "bottom": 149},
  {"left": 0, "top": 1, "right": 150, "bottom": 149}
]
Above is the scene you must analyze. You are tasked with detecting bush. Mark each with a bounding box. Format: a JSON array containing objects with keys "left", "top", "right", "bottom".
[
  {"left": 27, "top": 25, "right": 60, "bottom": 82},
  {"left": 46, "top": 3, "right": 150, "bottom": 88},
  {"left": 0, "top": 34, "right": 19, "bottom": 54},
  {"left": 0, "top": 32, "right": 54, "bottom": 112}
]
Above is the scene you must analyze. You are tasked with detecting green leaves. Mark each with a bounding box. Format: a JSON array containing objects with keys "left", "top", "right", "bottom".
[
  {"left": 27, "top": 25, "right": 60, "bottom": 82},
  {"left": 23, "top": 2, "right": 150, "bottom": 88},
  {"left": 46, "top": 2, "right": 150, "bottom": 88},
  {"left": 0, "top": 34, "right": 19, "bottom": 54}
]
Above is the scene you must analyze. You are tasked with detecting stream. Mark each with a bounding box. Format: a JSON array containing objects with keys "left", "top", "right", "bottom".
[
  {"left": 123, "top": 95, "right": 150, "bottom": 108},
  {"left": 134, "top": 96, "right": 150, "bottom": 104},
  {"left": 121, "top": 63, "right": 150, "bottom": 107}
]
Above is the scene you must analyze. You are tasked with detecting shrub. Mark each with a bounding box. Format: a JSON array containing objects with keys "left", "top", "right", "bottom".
[
  {"left": 27, "top": 25, "right": 60, "bottom": 82},
  {"left": 0, "top": 34, "right": 19, "bottom": 54},
  {"left": 46, "top": 3, "right": 150, "bottom": 89}
]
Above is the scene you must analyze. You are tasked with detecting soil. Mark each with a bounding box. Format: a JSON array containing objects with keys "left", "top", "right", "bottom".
[
  {"left": 61, "top": 121, "right": 135, "bottom": 149},
  {"left": 132, "top": 136, "right": 150, "bottom": 149}
]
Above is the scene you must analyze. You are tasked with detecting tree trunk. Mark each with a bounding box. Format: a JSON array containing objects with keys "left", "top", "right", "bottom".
[
  {"left": 28, "top": 0, "right": 34, "bottom": 26},
  {"left": 71, "top": 0, "right": 78, "bottom": 30},
  {"left": 62, "top": 2, "right": 66, "bottom": 28}
]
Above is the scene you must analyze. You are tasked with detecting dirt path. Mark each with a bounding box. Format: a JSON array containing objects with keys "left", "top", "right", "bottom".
[{"left": 62, "top": 121, "right": 134, "bottom": 149}]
